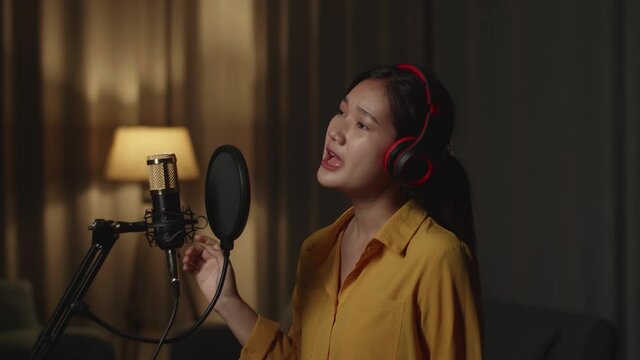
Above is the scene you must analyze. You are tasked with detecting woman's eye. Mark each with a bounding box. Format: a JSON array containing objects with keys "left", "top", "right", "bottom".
[{"left": 357, "top": 122, "right": 369, "bottom": 130}]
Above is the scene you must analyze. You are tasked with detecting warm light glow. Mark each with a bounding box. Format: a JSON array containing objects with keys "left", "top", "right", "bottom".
[{"left": 105, "top": 126, "right": 200, "bottom": 181}]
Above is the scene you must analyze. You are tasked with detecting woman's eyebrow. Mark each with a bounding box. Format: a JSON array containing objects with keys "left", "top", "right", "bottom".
[
  {"left": 358, "top": 106, "right": 379, "bottom": 124},
  {"left": 343, "top": 97, "right": 379, "bottom": 124}
]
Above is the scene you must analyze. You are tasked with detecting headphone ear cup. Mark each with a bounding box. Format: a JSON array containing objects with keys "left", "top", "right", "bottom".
[
  {"left": 394, "top": 150, "right": 433, "bottom": 187},
  {"left": 384, "top": 137, "right": 414, "bottom": 180}
]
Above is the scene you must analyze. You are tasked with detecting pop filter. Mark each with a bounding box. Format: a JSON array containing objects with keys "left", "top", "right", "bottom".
[{"left": 205, "top": 145, "right": 250, "bottom": 251}]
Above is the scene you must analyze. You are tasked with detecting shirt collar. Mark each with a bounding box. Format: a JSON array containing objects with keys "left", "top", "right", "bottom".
[
  {"left": 375, "top": 199, "right": 428, "bottom": 254},
  {"left": 306, "top": 199, "right": 428, "bottom": 266}
]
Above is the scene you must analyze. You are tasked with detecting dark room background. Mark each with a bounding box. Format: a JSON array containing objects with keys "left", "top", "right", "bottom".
[{"left": 1, "top": 0, "right": 638, "bottom": 359}]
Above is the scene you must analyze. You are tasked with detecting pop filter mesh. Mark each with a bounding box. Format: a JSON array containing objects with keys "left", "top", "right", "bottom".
[{"left": 205, "top": 145, "right": 250, "bottom": 245}]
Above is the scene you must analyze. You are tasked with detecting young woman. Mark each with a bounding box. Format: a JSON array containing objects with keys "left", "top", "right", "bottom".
[{"left": 182, "top": 64, "right": 483, "bottom": 359}]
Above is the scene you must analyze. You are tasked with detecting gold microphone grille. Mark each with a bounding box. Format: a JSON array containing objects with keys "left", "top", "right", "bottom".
[{"left": 147, "top": 153, "right": 179, "bottom": 191}]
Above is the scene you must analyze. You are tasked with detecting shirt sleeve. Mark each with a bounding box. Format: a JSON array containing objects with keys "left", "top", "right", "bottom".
[{"left": 419, "top": 242, "right": 483, "bottom": 360}]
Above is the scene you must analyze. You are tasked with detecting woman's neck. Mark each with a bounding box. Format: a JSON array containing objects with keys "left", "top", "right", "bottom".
[{"left": 347, "top": 188, "right": 405, "bottom": 242}]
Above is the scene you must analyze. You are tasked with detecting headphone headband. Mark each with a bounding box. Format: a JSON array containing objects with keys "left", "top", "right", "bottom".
[{"left": 396, "top": 64, "right": 438, "bottom": 142}]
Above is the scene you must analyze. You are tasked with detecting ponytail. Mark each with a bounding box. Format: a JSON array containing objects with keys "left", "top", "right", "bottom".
[{"left": 409, "top": 155, "right": 477, "bottom": 253}]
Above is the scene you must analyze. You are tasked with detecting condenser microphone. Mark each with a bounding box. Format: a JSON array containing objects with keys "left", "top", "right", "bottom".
[{"left": 147, "top": 153, "right": 185, "bottom": 296}]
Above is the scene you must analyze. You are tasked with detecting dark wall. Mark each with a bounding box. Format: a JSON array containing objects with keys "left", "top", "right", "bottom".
[{"left": 431, "top": 0, "right": 639, "bottom": 358}]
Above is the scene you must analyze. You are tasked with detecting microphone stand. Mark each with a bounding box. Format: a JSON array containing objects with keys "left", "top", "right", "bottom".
[{"left": 29, "top": 219, "right": 148, "bottom": 360}]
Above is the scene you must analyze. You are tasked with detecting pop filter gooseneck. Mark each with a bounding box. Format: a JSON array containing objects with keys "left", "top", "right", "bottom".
[{"left": 206, "top": 144, "right": 250, "bottom": 252}]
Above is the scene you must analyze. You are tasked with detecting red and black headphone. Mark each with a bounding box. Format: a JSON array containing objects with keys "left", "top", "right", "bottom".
[{"left": 383, "top": 64, "right": 439, "bottom": 188}]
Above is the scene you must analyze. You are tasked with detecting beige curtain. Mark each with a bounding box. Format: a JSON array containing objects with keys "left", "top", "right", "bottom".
[
  {"left": 2, "top": 0, "right": 429, "bottom": 358},
  {"left": 7, "top": 0, "right": 639, "bottom": 358},
  {"left": 2, "top": 0, "right": 261, "bottom": 359}
]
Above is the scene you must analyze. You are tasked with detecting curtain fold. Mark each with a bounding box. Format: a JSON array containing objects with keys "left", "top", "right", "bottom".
[{"left": 623, "top": 0, "right": 640, "bottom": 357}]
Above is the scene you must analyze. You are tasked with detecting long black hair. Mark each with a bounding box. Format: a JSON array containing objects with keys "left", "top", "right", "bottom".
[{"left": 345, "top": 65, "right": 477, "bottom": 253}]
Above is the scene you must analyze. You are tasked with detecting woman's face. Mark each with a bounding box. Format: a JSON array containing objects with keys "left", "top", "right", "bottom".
[{"left": 317, "top": 79, "right": 398, "bottom": 198}]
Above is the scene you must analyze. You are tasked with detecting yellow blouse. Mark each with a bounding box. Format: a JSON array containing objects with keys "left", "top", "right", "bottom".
[{"left": 241, "top": 200, "right": 482, "bottom": 359}]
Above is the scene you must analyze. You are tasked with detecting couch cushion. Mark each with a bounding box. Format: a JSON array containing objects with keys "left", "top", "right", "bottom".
[{"left": 483, "top": 299, "right": 616, "bottom": 360}]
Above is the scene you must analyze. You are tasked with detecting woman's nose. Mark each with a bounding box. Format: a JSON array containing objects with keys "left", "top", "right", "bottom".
[{"left": 328, "top": 125, "right": 345, "bottom": 144}]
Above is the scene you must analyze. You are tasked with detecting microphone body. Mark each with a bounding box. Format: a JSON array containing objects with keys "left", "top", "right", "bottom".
[
  {"left": 147, "top": 153, "right": 185, "bottom": 296},
  {"left": 147, "top": 153, "right": 186, "bottom": 250},
  {"left": 149, "top": 187, "right": 184, "bottom": 250}
]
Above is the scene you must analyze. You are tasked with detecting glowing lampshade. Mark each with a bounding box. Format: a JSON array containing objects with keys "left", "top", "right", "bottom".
[{"left": 105, "top": 126, "right": 200, "bottom": 181}]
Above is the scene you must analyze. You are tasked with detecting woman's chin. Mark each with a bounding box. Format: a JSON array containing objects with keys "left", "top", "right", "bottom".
[{"left": 316, "top": 168, "right": 342, "bottom": 189}]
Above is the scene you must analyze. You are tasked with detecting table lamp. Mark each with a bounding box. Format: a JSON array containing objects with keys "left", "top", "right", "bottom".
[{"left": 105, "top": 126, "right": 200, "bottom": 183}]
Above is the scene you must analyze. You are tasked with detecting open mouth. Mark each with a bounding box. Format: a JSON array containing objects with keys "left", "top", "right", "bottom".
[{"left": 323, "top": 149, "right": 344, "bottom": 168}]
